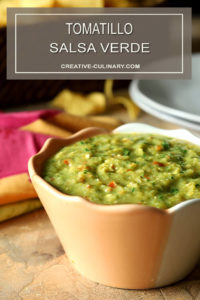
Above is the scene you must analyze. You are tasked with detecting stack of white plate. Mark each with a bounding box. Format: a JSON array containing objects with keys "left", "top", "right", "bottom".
[{"left": 129, "top": 54, "right": 200, "bottom": 132}]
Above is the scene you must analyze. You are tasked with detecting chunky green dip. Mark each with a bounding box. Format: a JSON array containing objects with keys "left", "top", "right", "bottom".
[{"left": 43, "top": 134, "right": 200, "bottom": 209}]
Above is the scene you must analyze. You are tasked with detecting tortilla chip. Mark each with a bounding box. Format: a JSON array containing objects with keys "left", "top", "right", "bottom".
[
  {"left": 21, "top": 119, "right": 72, "bottom": 138},
  {"left": 90, "top": 115, "right": 121, "bottom": 127},
  {"left": 55, "top": 0, "right": 104, "bottom": 7},
  {"left": 0, "top": 198, "right": 42, "bottom": 223},
  {"left": 51, "top": 90, "right": 106, "bottom": 116},
  {"left": 20, "top": 0, "right": 54, "bottom": 7},
  {"left": 105, "top": 0, "right": 132, "bottom": 7},
  {"left": 48, "top": 112, "right": 122, "bottom": 132},
  {"left": 0, "top": 0, "right": 55, "bottom": 27},
  {"left": 105, "top": 0, "right": 164, "bottom": 7},
  {"left": 0, "top": 0, "right": 20, "bottom": 27},
  {"left": 104, "top": 79, "right": 140, "bottom": 120},
  {"left": 0, "top": 173, "right": 37, "bottom": 205},
  {"left": 113, "top": 96, "right": 140, "bottom": 120}
]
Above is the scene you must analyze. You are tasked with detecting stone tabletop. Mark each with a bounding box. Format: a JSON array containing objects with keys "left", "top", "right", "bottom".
[
  {"left": 0, "top": 113, "right": 200, "bottom": 299},
  {"left": 0, "top": 209, "right": 200, "bottom": 300}
]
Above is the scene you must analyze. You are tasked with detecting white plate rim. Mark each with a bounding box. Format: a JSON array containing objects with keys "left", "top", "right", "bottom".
[
  {"left": 129, "top": 76, "right": 200, "bottom": 123},
  {"left": 132, "top": 94, "right": 200, "bottom": 132}
]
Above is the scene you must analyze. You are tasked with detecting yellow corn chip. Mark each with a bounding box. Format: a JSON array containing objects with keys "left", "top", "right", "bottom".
[
  {"left": 55, "top": 0, "right": 104, "bottom": 7},
  {"left": 0, "top": 173, "right": 37, "bottom": 205},
  {"left": 20, "top": 0, "right": 54, "bottom": 7},
  {"left": 0, "top": 0, "right": 55, "bottom": 27},
  {"left": 104, "top": 79, "right": 140, "bottom": 120},
  {"left": 48, "top": 112, "right": 122, "bottom": 132},
  {"left": 113, "top": 95, "right": 140, "bottom": 120},
  {"left": 105, "top": 0, "right": 164, "bottom": 7},
  {"left": 105, "top": 0, "right": 132, "bottom": 7},
  {"left": 0, "top": 0, "right": 20, "bottom": 27},
  {"left": 0, "top": 198, "right": 42, "bottom": 223},
  {"left": 21, "top": 119, "right": 71, "bottom": 138},
  {"left": 90, "top": 115, "right": 121, "bottom": 127},
  {"left": 51, "top": 89, "right": 106, "bottom": 116}
]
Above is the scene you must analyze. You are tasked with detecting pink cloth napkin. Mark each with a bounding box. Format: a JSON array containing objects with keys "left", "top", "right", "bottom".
[
  {"left": 0, "top": 110, "right": 59, "bottom": 179},
  {"left": 0, "top": 110, "right": 58, "bottom": 129}
]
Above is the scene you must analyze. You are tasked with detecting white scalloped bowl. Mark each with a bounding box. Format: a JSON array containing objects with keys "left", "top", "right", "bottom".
[{"left": 28, "top": 123, "right": 200, "bottom": 289}]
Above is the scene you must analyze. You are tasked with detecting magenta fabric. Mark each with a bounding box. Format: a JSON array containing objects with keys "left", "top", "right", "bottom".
[
  {"left": 0, "top": 109, "right": 59, "bottom": 129},
  {"left": 0, "top": 110, "right": 60, "bottom": 179}
]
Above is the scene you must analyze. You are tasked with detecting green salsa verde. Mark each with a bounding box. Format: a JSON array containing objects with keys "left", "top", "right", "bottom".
[{"left": 43, "top": 134, "right": 200, "bottom": 209}]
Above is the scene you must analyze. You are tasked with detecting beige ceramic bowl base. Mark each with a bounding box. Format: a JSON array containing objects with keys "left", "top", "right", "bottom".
[{"left": 28, "top": 124, "right": 200, "bottom": 289}]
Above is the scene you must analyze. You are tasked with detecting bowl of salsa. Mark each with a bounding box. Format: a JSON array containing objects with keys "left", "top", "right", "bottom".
[{"left": 28, "top": 123, "right": 200, "bottom": 289}]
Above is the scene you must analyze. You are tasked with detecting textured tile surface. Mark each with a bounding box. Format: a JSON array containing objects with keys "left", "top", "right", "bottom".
[{"left": 0, "top": 209, "right": 199, "bottom": 300}]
